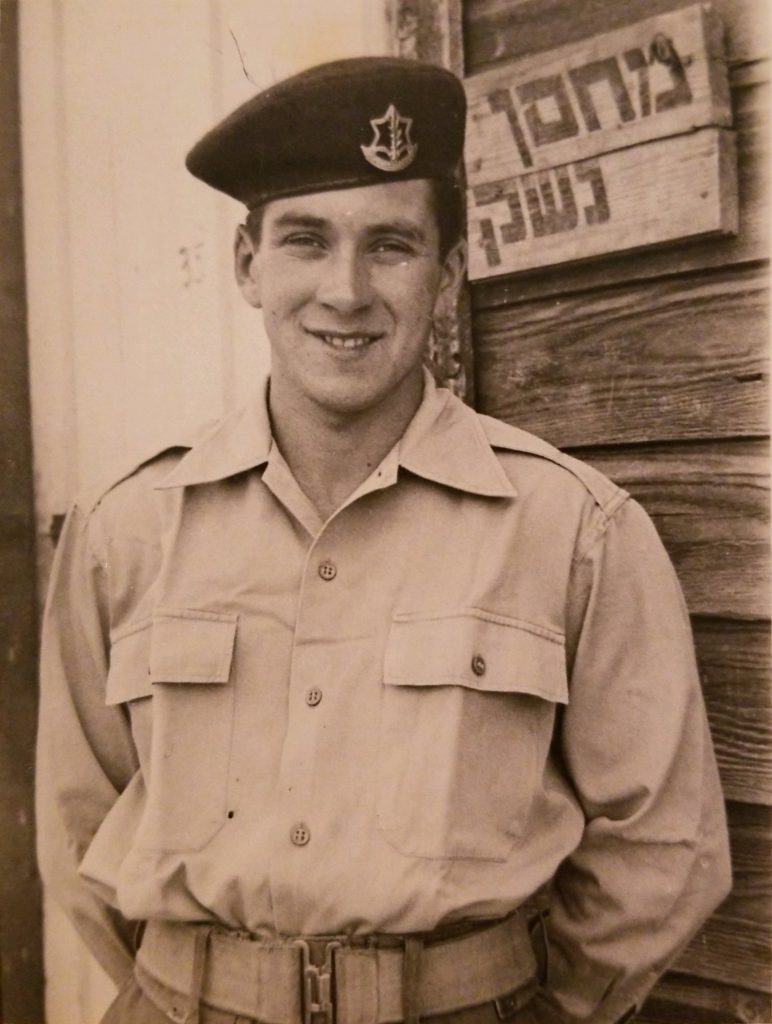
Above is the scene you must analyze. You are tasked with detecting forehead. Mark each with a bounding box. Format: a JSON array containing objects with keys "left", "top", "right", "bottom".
[{"left": 262, "top": 178, "right": 437, "bottom": 235}]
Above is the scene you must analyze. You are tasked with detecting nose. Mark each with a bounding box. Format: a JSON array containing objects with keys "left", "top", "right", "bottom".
[{"left": 316, "top": 246, "right": 373, "bottom": 315}]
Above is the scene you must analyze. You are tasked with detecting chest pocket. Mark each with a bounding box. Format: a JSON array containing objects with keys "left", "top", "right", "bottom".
[
  {"left": 107, "top": 608, "right": 238, "bottom": 853},
  {"left": 377, "top": 610, "right": 567, "bottom": 862}
]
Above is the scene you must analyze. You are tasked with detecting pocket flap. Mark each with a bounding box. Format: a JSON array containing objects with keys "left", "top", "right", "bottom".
[
  {"left": 385, "top": 609, "right": 567, "bottom": 704},
  {"left": 106, "top": 621, "right": 154, "bottom": 705},
  {"left": 149, "top": 608, "right": 238, "bottom": 684}
]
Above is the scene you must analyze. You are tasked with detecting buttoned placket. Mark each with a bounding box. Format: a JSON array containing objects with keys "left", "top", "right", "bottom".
[{"left": 260, "top": 442, "right": 400, "bottom": 930}]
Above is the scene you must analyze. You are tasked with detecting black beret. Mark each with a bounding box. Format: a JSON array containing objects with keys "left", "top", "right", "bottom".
[{"left": 185, "top": 57, "right": 466, "bottom": 208}]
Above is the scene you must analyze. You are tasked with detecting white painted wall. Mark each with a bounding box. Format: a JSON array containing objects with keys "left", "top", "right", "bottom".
[{"left": 20, "top": 3, "right": 392, "bottom": 1021}]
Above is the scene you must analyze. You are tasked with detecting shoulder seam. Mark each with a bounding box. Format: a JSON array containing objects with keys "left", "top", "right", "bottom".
[
  {"left": 572, "top": 489, "right": 632, "bottom": 565},
  {"left": 75, "top": 444, "right": 192, "bottom": 515},
  {"left": 478, "top": 415, "right": 628, "bottom": 514}
]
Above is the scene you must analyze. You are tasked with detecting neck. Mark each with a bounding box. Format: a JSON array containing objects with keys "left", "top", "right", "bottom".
[{"left": 267, "top": 372, "right": 425, "bottom": 520}]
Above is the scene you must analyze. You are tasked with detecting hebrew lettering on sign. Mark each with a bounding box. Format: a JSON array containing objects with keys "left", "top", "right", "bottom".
[{"left": 464, "top": 4, "right": 736, "bottom": 279}]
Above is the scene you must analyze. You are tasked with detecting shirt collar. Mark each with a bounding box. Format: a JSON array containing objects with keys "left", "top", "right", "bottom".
[
  {"left": 398, "top": 370, "right": 516, "bottom": 498},
  {"left": 157, "top": 378, "right": 273, "bottom": 490},
  {"left": 157, "top": 369, "right": 516, "bottom": 500}
]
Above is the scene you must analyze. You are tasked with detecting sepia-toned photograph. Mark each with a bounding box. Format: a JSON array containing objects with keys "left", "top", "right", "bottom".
[{"left": 0, "top": 1, "right": 769, "bottom": 1023}]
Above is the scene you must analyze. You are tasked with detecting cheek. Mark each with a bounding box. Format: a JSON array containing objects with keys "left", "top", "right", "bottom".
[
  {"left": 384, "top": 266, "right": 439, "bottom": 309},
  {"left": 259, "top": 268, "right": 310, "bottom": 313},
  {"left": 262, "top": 290, "right": 298, "bottom": 329},
  {"left": 263, "top": 306, "right": 300, "bottom": 356},
  {"left": 403, "top": 282, "right": 442, "bottom": 326}
]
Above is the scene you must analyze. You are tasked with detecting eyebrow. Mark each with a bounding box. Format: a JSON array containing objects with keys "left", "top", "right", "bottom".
[
  {"left": 270, "top": 213, "right": 329, "bottom": 233},
  {"left": 368, "top": 220, "right": 428, "bottom": 245}
]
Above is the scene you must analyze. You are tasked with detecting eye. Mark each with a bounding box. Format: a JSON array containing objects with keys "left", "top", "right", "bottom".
[
  {"left": 282, "top": 233, "right": 327, "bottom": 255},
  {"left": 370, "top": 238, "right": 415, "bottom": 261}
]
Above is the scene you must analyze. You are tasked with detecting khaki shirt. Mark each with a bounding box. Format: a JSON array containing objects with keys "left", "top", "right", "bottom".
[{"left": 37, "top": 375, "right": 731, "bottom": 1024}]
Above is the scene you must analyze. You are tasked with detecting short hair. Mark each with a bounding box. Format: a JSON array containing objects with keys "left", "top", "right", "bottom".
[
  {"left": 244, "top": 175, "right": 465, "bottom": 263},
  {"left": 429, "top": 175, "right": 465, "bottom": 262}
]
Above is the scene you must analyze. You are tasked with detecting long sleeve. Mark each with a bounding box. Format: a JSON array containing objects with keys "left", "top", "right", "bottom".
[
  {"left": 36, "top": 502, "right": 138, "bottom": 986},
  {"left": 525, "top": 498, "right": 732, "bottom": 1024}
]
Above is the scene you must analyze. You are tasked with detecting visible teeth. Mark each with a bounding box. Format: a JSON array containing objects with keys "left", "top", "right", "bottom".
[{"left": 321, "top": 334, "right": 373, "bottom": 350}]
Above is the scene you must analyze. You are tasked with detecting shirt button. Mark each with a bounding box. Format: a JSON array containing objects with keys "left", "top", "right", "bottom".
[
  {"left": 318, "top": 560, "right": 337, "bottom": 581},
  {"left": 290, "top": 823, "right": 311, "bottom": 847},
  {"left": 471, "top": 654, "right": 487, "bottom": 677},
  {"left": 305, "top": 687, "right": 323, "bottom": 707}
]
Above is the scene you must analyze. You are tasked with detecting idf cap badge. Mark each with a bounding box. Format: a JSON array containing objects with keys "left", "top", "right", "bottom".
[{"left": 361, "top": 104, "right": 417, "bottom": 172}]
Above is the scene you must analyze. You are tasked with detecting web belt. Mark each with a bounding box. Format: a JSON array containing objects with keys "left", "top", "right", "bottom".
[{"left": 136, "top": 912, "right": 539, "bottom": 1024}]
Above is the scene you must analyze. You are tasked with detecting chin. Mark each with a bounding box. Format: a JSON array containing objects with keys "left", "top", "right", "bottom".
[
  {"left": 313, "top": 389, "right": 382, "bottom": 417},
  {"left": 298, "top": 364, "right": 423, "bottom": 420}
]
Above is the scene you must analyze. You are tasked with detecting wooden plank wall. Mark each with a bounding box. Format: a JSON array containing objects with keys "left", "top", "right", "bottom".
[
  {"left": 0, "top": 2, "right": 45, "bottom": 1020},
  {"left": 462, "top": 1, "right": 770, "bottom": 1021}
]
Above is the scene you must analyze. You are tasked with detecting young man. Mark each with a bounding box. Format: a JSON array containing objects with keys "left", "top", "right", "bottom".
[{"left": 37, "top": 58, "right": 731, "bottom": 1024}]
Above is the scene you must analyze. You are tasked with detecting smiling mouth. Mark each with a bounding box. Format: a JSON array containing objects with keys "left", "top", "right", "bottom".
[{"left": 306, "top": 329, "right": 383, "bottom": 351}]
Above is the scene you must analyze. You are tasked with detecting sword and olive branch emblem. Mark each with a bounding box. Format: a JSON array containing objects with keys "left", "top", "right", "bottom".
[{"left": 360, "top": 104, "right": 418, "bottom": 172}]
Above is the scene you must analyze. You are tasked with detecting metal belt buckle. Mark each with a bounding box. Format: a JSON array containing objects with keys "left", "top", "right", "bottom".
[{"left": 293, "top": 938, "right": 342, "bottom": 1024}]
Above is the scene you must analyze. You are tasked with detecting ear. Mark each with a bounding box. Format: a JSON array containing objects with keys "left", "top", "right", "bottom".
[
  {"left": 234, "top": 224, "right": 262, "bottom": 308},
  {"left": 433, "top": 239, "right": 467, "bottom": 320}
]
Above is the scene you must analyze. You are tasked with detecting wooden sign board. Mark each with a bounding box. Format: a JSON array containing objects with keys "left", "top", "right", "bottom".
[{"left": 464, "top": 4, "right": 738, "bottom": 280}]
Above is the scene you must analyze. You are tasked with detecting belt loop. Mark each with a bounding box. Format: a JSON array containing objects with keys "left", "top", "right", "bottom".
[
  {"left": 402, "top": 937, "right": 423, "bottom": 1024},
  {"left": 185, "top": 926, "right": 213, "bottom": 1024}
]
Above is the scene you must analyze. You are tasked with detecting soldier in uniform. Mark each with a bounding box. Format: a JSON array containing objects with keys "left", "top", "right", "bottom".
[{"left": 37, "top": 57, "right": 731, "bottom": 1024}]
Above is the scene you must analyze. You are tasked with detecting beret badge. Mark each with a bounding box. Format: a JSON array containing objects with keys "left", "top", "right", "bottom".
[{"left": 360, "top": 104, "right": 417, "bottom": 172}]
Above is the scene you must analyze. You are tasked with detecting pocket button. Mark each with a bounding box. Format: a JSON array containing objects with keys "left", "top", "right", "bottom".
[
  {"left": 290, "top": 823, "right": 311, "bottom": 846},
  {"left": 471, "top": 653, "right": 487, "bottom": 677}
]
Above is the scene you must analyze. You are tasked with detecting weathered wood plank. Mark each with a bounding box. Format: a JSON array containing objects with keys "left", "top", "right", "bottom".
[
  {"left": 697, "top": 620, "right": 770, "bottom": 803},
  {"left": 722, "top": 801, "right": 772, "bottom": 923},
  {"left": 675, "top": 913, "right": 770, "bottom": 992},
  {"left": 696, "top": 621, "right": 771, "bottom": 803},
  {"left": 468, "top": 127, "right": 738, "bottom": 279},
  {"left": 732, "top": 57, "right": 770, "bottom": 87},
  {"left": 471, "top": 75, "right": 768, "bottom": 304},
  {"left": 465, "top": 4, "right": 730, "bottom": 182},
  {"left": 584, "top": 441, "right": 769, "bottom": 622},
  {"left": 673, "top": 802, "right": 771, "bottom": 992},
  {"left": 387, "top": 0, "right": 464, "bottom": 71},
  {"left": 640, "top": 972, "right": 772, "bottom": 1023},
  {"left": 463, "top": 0, "right": 770, "bottom": 73},
  {"left": 474, "top": 263, "right": 769, "bottom": 446},
  {"left": 464, "top": 5, "right": 741, "bottom": 278}
]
